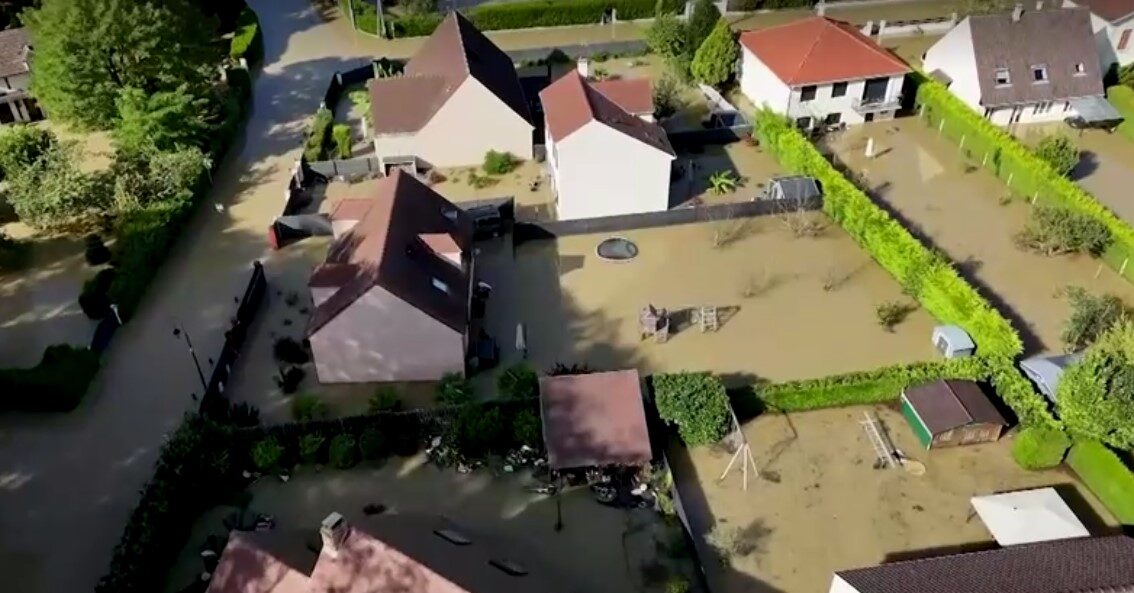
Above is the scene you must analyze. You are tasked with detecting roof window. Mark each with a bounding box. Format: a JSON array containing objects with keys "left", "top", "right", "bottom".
[
  {"left": 433, "top": 529, "right": 471, "bottom": 545},
  {"left": 489, "top": 559, "right": 528, "bottom": 576}
]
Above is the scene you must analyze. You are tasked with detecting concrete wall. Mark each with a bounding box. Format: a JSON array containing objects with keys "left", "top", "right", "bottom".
[
  {"left": 923, "top": 18, "right": 983, "bottom": 111},
  {"left": 309, "top": 285, "right": 465, "bottom": 383},
  {"left": 986, "top": 100, "right": 1077, "bottom": 125},
  {"left": 552, "top": 121, "right": 673, "bottom": 221},
  {"left": 372, "top": 77, "right": 533, "bottom": 168},
  {"left": 739, "top": 48, "right": 792, "bottom": 113}
]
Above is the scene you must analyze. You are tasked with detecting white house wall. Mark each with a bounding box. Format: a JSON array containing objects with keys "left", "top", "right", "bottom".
[
  {"left": 739, "top": 48, "right": 792, "bottom": 113},
  {"left": 1066, "top": 0, "right": 1134, "bottom": 67},
  {"left": 309, "top": 285, "right": 465, "bottom": 383},
  {"left": 553, "top": 121, "right": 672, "bottom": 221},
  {"left": 783, "top": 74, "right": 905, "bottom": 126},
  {"left": 923, "top": 18, "right": 983, "bottom": 112},
  {"left": 986, "top": 100, "right": 1077, "bottom": 125},
  {"left": 372, "top": 77, "right": 533, "bottom": 168}
]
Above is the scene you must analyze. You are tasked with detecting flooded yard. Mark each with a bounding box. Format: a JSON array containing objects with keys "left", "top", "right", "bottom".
[
  {"left": 479, "top": 217, "right": 939, "bottom": 385},
  {"left": 823, "top": 118, "right": 1134, "bottom": 355},
  {"left": 676, "top": 405, "right": 1118, "bottom": 593}
]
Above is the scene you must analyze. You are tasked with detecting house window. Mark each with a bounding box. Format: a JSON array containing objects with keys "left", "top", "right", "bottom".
[
  {"left": 432, "top": 278, "right": 450, "bottom": 294},
  {"left": 994, "top": 68, "right": 1011, "bottom": 86},
  {"left": 1074, "top": 62, "right": 1086, "bottom": 75},
  {"left": 1031, "top": 64, "right": 1048, "bottom": 83},
  {"left": 831, "top": 82, "right": 848, "bottom": 97},
  {"left": 1120, "top": 29, "right": 1132, "bottom": 50},
  {"left": 825, "top": 113, "right": 842, "bottom": 125},
  {"left": 799, "top": 85, "right": 817, "bottom": 102},
  {"left": 795, "top": 116, "right": 812, "bottom": 129}
]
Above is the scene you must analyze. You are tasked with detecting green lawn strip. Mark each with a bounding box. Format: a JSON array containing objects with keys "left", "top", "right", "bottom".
[{"left": 1066, "top": 439, "right": 1134, "bottom": 524}]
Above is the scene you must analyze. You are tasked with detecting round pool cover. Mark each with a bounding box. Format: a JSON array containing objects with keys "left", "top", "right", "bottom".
[{"left": 596, "top": 237, "right": 639, "bottom": 261}]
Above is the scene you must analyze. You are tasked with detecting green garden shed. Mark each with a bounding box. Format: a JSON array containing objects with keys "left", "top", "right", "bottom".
[{"left": 900, "top": 379, "right": 1008, "bottom": 449}]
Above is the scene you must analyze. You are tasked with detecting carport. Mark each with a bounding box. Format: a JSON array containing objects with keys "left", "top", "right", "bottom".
[
  {"left": 1070, "top": 96, "right": 1124, "bottom": 129},
  {"left": 538, "top": 369, "right": 652, "bottom": 470}
]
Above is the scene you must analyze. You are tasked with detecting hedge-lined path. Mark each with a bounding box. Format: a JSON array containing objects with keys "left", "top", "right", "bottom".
[{"left": 823, "top": 119, "right": 1134, "bottom": 355}]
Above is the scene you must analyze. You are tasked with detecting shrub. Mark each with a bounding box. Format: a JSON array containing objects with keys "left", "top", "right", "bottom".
[
  {"left": 652, "top": 73, "right": 682, "bottom": 119},
  {"left": 331, "top": 123, "right": 352, "bottom": 159},
  {"left": 1057, "top": 320, "right": 1134, "bottom": 449},
  {"left": 277, "top": 365, "right": 305, "bottom": 394},
  {"left": 646, "top": 12, "right": 688, "bottom": 73},
  {"left": 654, "top": 372, "right": 731, "bottom": 445},
  {"left": 108, "top": 199, "right": 195, "bottom": 320},
  {"left": 229, "top": 6, "right": 263, "bottom": 64},
  {"left": 1015, "top": 206, "right": 1112, "bottom": 257},
  {"left": 359, "top": 427, "right": 387, "bottom": 460},
  {"left": 483, "top": 150, "right": 517, "bottom": 175},
  {"left": 0, "top": 124, "right": 56, "bottom": 180},
  {"left": 497, "top": 363, "right": 538, "bottom": 399},
  {"left": 875, "top": 301, "right": 914, "bottom": 332},
  {"left": 1060, "top": 286, "right": 1127, "bottom": 351},
  {"left": 303, "top": 107, "right": 334, "bottom": 162},
  {"left": 437, "top": 372, "right": 474, "bottom": 406},
  {"left": 0, "top": 344, "right": 101, "bottom": 412},
  {"left": 252, "top": 437, "right": 284, "bottom": 471},
  {"left": 273, "top": 337, "right": 310, "bottom": 365},
  {"left": 368, "top": 386, "right": 402, "bottom": 413},
  {"left": 512, "top": 407, "right": 543, "bottom": 448},
  {"left": 329, "top": 434, "right": 359, "bottom": 468},
  {"left": 1011, "top": 426, "right": 1071, "bottom": 470},
  {"left": 1066, "top": 439, "right": 1134, "bottom": 523},
  {"left": 84, "top": 234, "right": 111, "bottom": 266},
  {"left": 1035, "top": 134, "right": 1080, "bottom": 177},
  {"left": 445, "top": 405, "right": 510, "bottom": 458},
  {"left": 298, "top": 433, "right": 325, "bottom": 465},
  {"left": 291, "top": 392, "right": 328, "bottom": 421},
  {"left": 690, "top": 19, "right": 737, "bottom": 88},
  {"left": 686, "top": 0, "right": 720, "bottom": 51}
]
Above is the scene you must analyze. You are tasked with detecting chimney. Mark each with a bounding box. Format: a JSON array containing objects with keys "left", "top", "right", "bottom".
[
  {"left": 816, "top": 0, "right": 825, "bottom": 16},
  {"left": 320, "top": 512, "right": 349, "bottom": 558},
  {"left": 1012, "top": 3, "right": 1024, "bottom": 21},
  {"left": 576, "top": 56, "right": 589, "bottom": 78}
]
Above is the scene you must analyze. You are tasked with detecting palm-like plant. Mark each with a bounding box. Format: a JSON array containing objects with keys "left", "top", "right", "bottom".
[{"left": 709, "top": 170, "right": 739, "bottom": 195}]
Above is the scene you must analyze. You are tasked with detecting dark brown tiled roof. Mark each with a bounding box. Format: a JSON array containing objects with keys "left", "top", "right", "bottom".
[
  {"left": 904, "top": 380, "right": 1008, "bottom": 434},
  {"left": 1074, "top": 0, "right": 1134, "bottom": 22},
  {"left": 539, "top": 370, "right": 653, "bottom": 470},
  {"left": 0, "top": 28, "right": 29, "bottom": 79},
  {"left": 368, "top": 12, "right": 530, "bottom": 135},
  {"left": 970, "top": 7, "right": 1104, "bottom": 107},
  {"left": 306, "top": 170, "right": 473, "bottom": 336},
  {"left": 540, "top": 72, "right": 673, "bottom": 155},
  {"left": 837, "top": 535, "right": 1134, "bottom": 593},
  {"left": 738, "top": 17, "right": 910, "bottom": 86}
]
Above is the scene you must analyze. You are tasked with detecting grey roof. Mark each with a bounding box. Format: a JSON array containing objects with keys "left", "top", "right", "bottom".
[
  {"left": 903, "top": 379, "right": 1007, "bottom": 434},
  {"left": 1019, "top": 352, "right": 1083, "bottom": 402},
  {"left": 0, "top": 28, "right": 29, "bottom": 78},
  {"left": 933, "top": 325, "right": 975, "bottom": 351},
  {"left": 969, "top": 7, "right": 1104, "bottom": 107},
  {"left": 836, "top": 535, "right": 1134, "bottom": 593},
  {"left": 1072, "top": 95, "right": 1124, "bottom": 123}
]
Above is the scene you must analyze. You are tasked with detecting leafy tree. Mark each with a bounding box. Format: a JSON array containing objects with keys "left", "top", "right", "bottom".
[
  {"left": 1057, "top": 320, "right": 1134, "bottom": 449},
  {"left": 109, "top": 147, "right": 207, "bottom": 212},
  {"left": 654, "top": 372, "right": 731, "bottom": 446},
  {"left": 0, "top": 124, "right": 56, "bottom": 179},
  {"left": 113, "top": 86, "right": 212, "bottom": 153},
  {"left": 483, "top": 150, "right": 516, "bottom": 175},
  {"left": 1061, "top": 287, "right": 1128, "bottom": 351},
  {"left": 1035, "top": 134, "right": 1080, "bottom": 177},
  {"left": 6, "top": 141, "right": 110, "bottom": 230},
  {"left": 437, "top": 372, "right": 474, "bottom": 406},
  {"left": 1011, "top": 426, "right": 1070, "bottom": 470},
  {"left": 652, "top": 73, "right": 682, "bottom": 119},
  {"left": 497, "top": 363, "right": 538, "bottom": 399},
  {"left": 686, "top": 0, "right": 721, "bottom": 55},
  {"left": 1015, "top": 206, "right": 1112, "bottom": 257},
  {"left": 691, "top": 19, "right": 738, "bottom": 88},
  {"left": 645, "top": 12, "right": 687, "bottom": 61},
  {"left": 25, "top": 0, "right": 219, "bottom": 129}
]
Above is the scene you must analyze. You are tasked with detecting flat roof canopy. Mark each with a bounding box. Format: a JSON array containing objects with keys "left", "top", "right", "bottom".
[
  {"left": 539, "top": 370, "right": 652, "bottom": 470},
  {"left": 971, "top": 488, "right": 1089, "bottom": 546},
  {"left": 1072, "top": 95, "right": 1123, "bottom": 124}
]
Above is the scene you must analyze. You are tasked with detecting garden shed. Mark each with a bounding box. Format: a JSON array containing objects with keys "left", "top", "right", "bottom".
[
  {"left": 932, "top": 325, "right": 975, "bottom": 358},
  {"left": 1019, "top": 353, "right": 1082, "bottom": 403},
  {"left": 538, "top": 369, "right": 652, "bottom": 470},
  {"left": 900, "top": 379, "right": 1008, "bottom": 449}
]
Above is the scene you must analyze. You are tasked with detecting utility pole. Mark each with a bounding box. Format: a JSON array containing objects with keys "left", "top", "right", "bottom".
[{"left": 173, "top": 320, "right": 208, "bottom": 393}]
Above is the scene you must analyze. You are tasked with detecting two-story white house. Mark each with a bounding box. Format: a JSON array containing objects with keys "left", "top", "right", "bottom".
[
  {"left": 1064, "top": 0, "right": 1134, "bottom": 70},
  {"left": 0, "top": 28, "right": 42, "bottom": 125},
  {"left": 738, "top": 16, "right": 910, "bottom": 130},
  {"left": 922, "top": 5, "right": 1113, "bottom": 127}
]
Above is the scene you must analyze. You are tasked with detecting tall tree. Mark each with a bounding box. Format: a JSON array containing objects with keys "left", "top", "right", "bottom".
[
  {"left": 691, "top": 19, "right": 738, "bottom": 88},
  {"left": 1057, "top": 319, "right": 1134, "bottom": 449},
  {"left": 686, "top": 0, "right": 721, "bottom": 55},
  {"left": 24, "top": 0, "right": 219, "bottom": 129},
  {"left": 113, "top": 85, "right": 211, "bottom": 153}
]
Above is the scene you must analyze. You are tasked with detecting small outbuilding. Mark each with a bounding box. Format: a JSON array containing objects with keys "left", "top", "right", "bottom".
[
  {"left": 1019, "top": 352, "right": 1083, "bottom": 403},
  {"left": 970, "top": 488, "right": 1089, "bottom": 546},
  {"left": 900, "top": 379, "right": 1008, "bottom": 449},
  {"left": 538, "top": 369, "right": 653, "bottom": 470},
  {"left": 932, "top": 325, "right": 975, "bottom": 358}
]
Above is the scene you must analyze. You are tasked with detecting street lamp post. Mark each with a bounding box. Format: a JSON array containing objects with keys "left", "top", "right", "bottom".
[{"left": 173, "top": 321, "right": 208, "bottom": 393}]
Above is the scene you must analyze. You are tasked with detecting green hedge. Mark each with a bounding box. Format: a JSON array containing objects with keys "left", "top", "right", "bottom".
[
  {"left": 304, "top": 107, "right": 334, "bottom": 162},
  {"left": 654, "top": 372, "right": 732, "bottom": 446},
  {"left": 756, "top": 358, "right": 988, "bottom": 412},
  {"left": 1067, "top": 439, "right": 1134, "bottom": 524},
  {"left": 1011, "top": 426, "right": 1071, "bottom": 470},
  {"left": 388, "top": 0, "right": 684, "bottom": 38},
  {"left": 0, "top": 345, "right": 101, "bottom": 412},
  {"left": 229, "top": 5, "right": 263, "bottom": 65},
  {"left": 753, "top": 110, "right": 1022, "bottom": 358},
  {"left": 1108, "top": 85, "right": 1134, "bottom": 143},
  {"left": 915, "top": 76, "right": 1134, "bottom": 283}
]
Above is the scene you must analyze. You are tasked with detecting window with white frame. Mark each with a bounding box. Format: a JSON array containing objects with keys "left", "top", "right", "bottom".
[
  {"left": 1031, "top": 64, "right": 1048, "bottom": 83},
  {"left": 1074, "top": 62, "right": 1086, "bottom": 75},
  {"left": 994, "top": 68, "right": 1011, "bottom": 86}
]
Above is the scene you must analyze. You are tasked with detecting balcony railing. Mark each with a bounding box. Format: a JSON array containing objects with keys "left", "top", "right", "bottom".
[{"left": 852, "top": 95, "right": 902, "bottom": 113}]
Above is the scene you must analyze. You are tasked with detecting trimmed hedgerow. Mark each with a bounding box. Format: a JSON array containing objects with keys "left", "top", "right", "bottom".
[
  {"left": 1011, "top": 426, "right": 1071, "bottom": 470},
  {"left": 388, "top": 0, "right": 685, "bottom": 38},
  {"left": 1066, "top": 439, "right": 1134, "bottom": 523},
  {"left": 303, "top": 107, "right": 334, "bottom": 162}
]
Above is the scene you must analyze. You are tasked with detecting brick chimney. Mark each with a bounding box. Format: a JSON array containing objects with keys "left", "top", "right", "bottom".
[{"left": 320, "top": 512, "right": 349, "bottom": 558}]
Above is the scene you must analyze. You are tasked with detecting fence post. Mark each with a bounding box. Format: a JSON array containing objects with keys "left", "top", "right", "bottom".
[
  {"left": 1122, "top": 258, "right": 1130, "bottom": 277},
  {"left": 982, "top": 152, "right": 989, "bottom": 167},
  {"left": 1031, "top": 192, "right": 1038, "bottom": 205},
  {"left": 959, "top": 134, "right": 966, "bottom": 153},
  {"left": 1006, "top": 172, "right": 1014, "bottom": 188},
  {"left": 938, "top": 118, "right": 944, "bottom": 136}
]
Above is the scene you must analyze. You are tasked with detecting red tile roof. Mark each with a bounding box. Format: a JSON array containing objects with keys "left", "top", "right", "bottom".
[
  {"left": 1074, "top": 0, "right": 1134, "bottom": 21},
  {"left": 206, "top": 532, "right": 314, "bottom": 593},
  {"left": 739, "top": 16, "right": 910, "bottom": 86},
  {"left": 539, "top": 370, "right": 653, "bottom": 470},
  {"left": 306, "top": 170, "right": 473, "bottom": 336},
  {"left": 591, "top": 78, "right": 654, "bottom": 116},
  {"left": 368, "top": 12, "right": 530, "bottom": 135},
  {"left": 539, "top": 72, "right": 673, "bottom": 155}
]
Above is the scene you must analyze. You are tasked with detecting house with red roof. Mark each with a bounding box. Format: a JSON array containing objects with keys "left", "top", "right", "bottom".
[
  {"left": 1064, "top": 0, "right": 1134, "bottom": 68},
  {"left": 539, "top": 64, "right": 674, "bottom": 221},
  {"left": 367, "top": 12, "right": 532, "bottom": 169},
  {"left": 305, "top": 170, "right": 474, "bottom": 383},
  {"left": 738, "top": 16, "right": 911, "bottom": 130}
]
